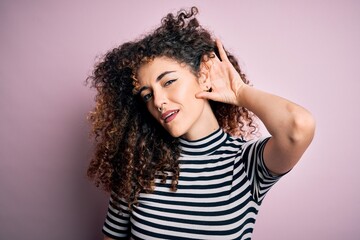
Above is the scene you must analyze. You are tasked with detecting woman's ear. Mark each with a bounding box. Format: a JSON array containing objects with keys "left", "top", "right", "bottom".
[{"left": 198, "top": 60, "right": 211, "bottom": 91}]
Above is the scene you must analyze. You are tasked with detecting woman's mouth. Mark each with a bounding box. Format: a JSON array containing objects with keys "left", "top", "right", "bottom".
[{"left": 161, "top": 110, "right": 179, "bottom": 123}]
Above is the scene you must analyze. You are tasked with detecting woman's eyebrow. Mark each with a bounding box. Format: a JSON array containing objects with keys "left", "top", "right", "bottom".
[
  {"left": 156, "top": 71, "right": 175, "bottom": 82},
  {"left": 138, "top": 86, "right": 149, "bottom": 95},
  {"left": 138, "top": 71, "right": 176, "bottom": 95}
]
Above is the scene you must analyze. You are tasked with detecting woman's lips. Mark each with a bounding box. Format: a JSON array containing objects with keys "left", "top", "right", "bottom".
[{"left": 161, "top": 110, "right": 179, "bottom": 123}]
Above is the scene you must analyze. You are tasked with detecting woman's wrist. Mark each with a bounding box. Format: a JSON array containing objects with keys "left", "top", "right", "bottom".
[{"left": 234, "top": 83, "right": 250, "bottom": 107}]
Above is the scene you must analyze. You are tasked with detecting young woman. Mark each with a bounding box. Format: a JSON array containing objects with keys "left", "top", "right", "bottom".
[{"left": 87, "top": 7, "right": 315, "bottom": 240}]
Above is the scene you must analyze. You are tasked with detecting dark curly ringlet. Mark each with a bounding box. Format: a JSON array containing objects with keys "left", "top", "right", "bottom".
[{"left": 86, "top": 6, "right": 258, "bottom": 208}]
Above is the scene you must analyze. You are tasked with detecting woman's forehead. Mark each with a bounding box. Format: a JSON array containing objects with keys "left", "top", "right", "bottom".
[{"left": 137, "top": 57, "right": 188, "bottom": 80}]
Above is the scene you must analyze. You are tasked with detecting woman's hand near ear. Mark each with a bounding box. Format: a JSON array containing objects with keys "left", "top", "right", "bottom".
[
  {"left": 197, "top": 39, "right": 315, "bottom": 175},
  {"left": 195, "top": 39, "right": 245, "bottom": 106}
]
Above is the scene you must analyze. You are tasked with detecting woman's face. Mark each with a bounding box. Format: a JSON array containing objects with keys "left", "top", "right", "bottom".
[{"left": 136, "top": 56, "right": 216, "bottom": 140}]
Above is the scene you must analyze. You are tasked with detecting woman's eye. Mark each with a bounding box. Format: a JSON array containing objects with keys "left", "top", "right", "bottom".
[
  {"left": 143, "top": 93, "right": 153, "bottom": 102},
  {"left": 164, "top": 79, "right": 177, "bottom": 87}
]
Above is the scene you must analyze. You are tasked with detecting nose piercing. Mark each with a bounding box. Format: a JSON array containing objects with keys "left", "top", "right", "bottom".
[{"left": 158, "top": 103, "right": 164, "bottom": 112}]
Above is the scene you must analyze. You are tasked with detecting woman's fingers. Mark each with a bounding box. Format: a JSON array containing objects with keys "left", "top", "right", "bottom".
[
  {"left": 195, "top": 40, "right": 240, "bottom": 105},
  {"left": 215, "top": 39, "right": 229, "bottom": 62}
]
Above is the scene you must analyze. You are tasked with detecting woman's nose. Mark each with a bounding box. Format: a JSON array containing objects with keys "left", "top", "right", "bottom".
[{"left": 153, "top": 89, "right": 167, "bottom": 110}]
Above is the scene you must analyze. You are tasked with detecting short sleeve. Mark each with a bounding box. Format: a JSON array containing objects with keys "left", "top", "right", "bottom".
[
  {"left": 240, "top": 136, "right": 290, "bottom": 204},
  {"left": 102, "top": 191, "right": 131, "bottom": 239}
]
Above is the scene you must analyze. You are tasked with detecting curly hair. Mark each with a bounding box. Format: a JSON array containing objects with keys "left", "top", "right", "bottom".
[{"left": 86, "top": 7, "right": 258, "bottom": 208}]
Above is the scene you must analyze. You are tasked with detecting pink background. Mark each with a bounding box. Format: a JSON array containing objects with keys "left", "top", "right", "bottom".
[{"left": 1, "top": 1, "right": 359, "bottom": 239}]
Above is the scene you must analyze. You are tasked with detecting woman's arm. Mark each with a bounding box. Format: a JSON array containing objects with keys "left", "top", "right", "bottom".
[
  {"left": 196, "top": 39, "right": 315, "bottom": 175},
  {"left": 236, "top": 85, "right": 315, "bottom": 174}
]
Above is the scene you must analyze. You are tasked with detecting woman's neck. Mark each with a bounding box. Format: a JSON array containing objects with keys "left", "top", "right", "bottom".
[{"left": 180, "top": 103, "right": 219, "bottom": 141}]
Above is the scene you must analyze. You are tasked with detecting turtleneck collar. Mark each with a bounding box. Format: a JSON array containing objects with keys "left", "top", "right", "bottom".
[{"left": 179, "top": 128, "right": 228, "bottom": 156}]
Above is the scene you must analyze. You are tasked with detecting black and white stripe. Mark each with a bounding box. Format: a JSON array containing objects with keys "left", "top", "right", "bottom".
[{"left": 103, "top": 128, "right": 287, "bottom": 239}]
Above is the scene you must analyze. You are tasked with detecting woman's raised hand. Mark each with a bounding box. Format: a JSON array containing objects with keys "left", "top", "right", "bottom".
[
  {"left": 196, "top": 40, "right": 315, "bottom": 177},
  {"left": 195, "top": 39, "right": 246, "bottom": 106}
]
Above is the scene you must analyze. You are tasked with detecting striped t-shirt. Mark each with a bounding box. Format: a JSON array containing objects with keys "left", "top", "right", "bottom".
[{"left": 102, "top": 128, "right": 287, "bottom": 239}]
